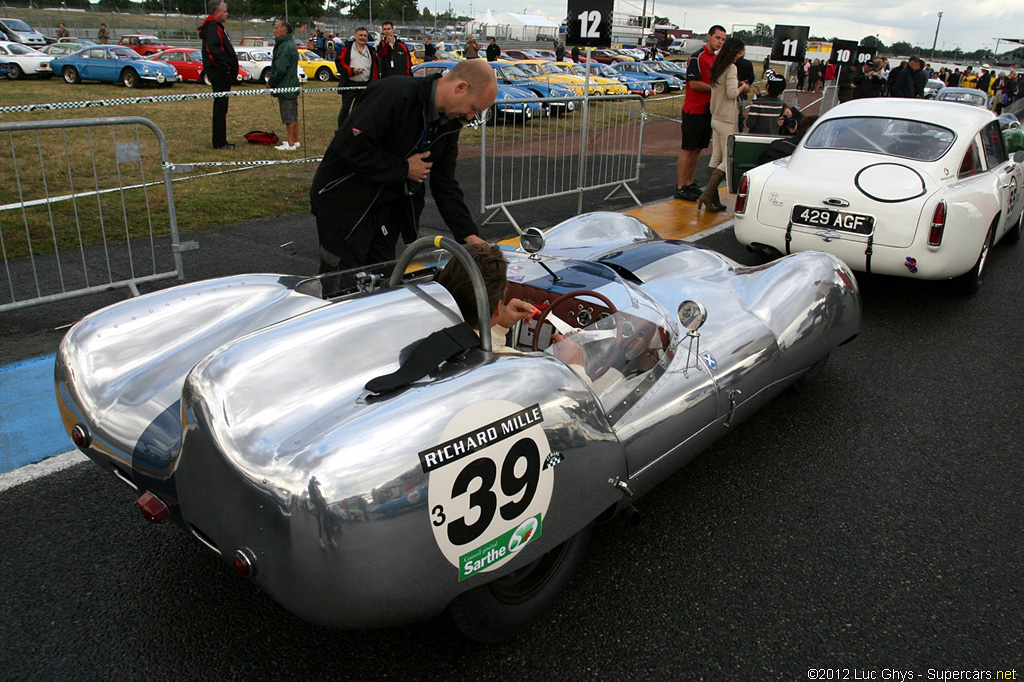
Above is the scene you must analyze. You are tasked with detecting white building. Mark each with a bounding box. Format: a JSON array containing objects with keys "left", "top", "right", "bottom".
[{"left": 465, "top": 10, "right": 561, "bottom": 42}]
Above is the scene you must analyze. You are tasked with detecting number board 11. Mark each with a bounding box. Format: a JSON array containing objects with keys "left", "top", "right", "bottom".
[
  {"left": 565, "top": 0, "right": 613, "bottom": 48},
  {"left": 771, "top": 24, "right": 810, "bottom": 63}
]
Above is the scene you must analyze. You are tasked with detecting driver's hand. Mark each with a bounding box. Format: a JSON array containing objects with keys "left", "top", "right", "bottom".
[
  {"left": 550, "top": 333, "right": 585, "bottom": 366},
  {"left": 496, "top": 297, "right": 536, "bottom": 327}
]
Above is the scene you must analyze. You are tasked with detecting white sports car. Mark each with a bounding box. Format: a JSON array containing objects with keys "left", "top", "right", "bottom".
[
  {"left": 733, "top": 99, "right": 1024, "bottom": 293},
  {"left": 0, "top": 39, "right": 51, "bottom": 79}
]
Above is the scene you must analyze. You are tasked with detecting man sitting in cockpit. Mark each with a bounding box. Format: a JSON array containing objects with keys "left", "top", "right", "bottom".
[{"left": 436, "top": 242, "right": 624, "bottom": 393}]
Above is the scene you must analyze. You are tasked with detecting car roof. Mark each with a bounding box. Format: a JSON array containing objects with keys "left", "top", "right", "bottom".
[{"left": 818, "top": 98, "right": 996, "bottom": 129}]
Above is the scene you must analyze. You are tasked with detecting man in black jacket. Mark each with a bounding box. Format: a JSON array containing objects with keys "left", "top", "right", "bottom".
[
  {"left": 199, "top": 0, "right": 239, "bottom": 149},
  {"left": 486, "top": 37, "right": 501, "bottom": 61},
  {"left": 310, "top": 59, "right": 498, "bottom": 273},
  {"left": 377, "top": 20, "right": 412, "bottom": 77}
]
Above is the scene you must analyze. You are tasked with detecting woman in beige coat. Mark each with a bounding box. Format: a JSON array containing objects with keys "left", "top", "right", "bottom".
[{"left": 701, "top": 38, "right": 749, "bottom": 211}]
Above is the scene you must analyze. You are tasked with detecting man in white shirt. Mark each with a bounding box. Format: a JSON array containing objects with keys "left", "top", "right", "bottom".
[{"left": 335, "top": 26, "right": 379, "bottom": 128}]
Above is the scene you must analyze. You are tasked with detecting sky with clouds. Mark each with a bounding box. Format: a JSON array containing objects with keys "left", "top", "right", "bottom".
[{"left": 457, "top": 1, "right": 1020, "bottom": 55}]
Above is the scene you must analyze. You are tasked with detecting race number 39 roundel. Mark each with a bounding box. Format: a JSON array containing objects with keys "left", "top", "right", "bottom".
[{"left": 421, "top": 400, "right": 555, "bottom": 581}]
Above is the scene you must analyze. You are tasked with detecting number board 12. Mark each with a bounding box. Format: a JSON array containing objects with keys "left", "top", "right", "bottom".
[
  {"left": 771, "top": 24, "right": 810, "bottom": 63},
  {"left": 565, "top": 0, "right": 613, "bottom": 48}
]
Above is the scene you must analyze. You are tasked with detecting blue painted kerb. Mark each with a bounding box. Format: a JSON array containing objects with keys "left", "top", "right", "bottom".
[{"left": 0, "top": 354, "right": 70, "bottom": 474}]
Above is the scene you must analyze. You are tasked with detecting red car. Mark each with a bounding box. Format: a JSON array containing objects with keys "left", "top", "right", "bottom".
[
  {"left": 118, "top": 34, "right": 173, "bottom": 57},
  {"left": 149, "top": 48, "right": 246, "bottom": 84}
]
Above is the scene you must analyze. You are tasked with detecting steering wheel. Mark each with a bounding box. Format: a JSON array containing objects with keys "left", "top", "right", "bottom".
[{"left": 531, "top": 289, "right": 624, "bottom": 380}]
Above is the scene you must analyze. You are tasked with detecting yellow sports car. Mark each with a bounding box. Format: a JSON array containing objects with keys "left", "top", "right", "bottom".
[
  {"left": 298, "top": 49, "right": 340, "bottom": 81},
  {"left": 555, "top": 61, "right": 628, "bottom": 95},
  {"left": 513, "top": 59, "right": 595, "bottom": 96}
]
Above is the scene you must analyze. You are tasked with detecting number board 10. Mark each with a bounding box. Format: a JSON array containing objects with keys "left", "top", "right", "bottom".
[
  {"left": 771, "top": 24, "right": 810, "bottom": 63},
  {"left": 829, "top": 39, "right": 859, "bottom": 66},
  {"left": 565, "top": 0, "right": 613, "bottom": 48}
]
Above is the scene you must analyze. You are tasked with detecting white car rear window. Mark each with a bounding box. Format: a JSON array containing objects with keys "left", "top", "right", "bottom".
[{"left": 804, "top": 117, "right": 956, "bottom": 162}]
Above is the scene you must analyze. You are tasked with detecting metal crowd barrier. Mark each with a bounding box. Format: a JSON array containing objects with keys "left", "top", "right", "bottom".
[
  {"left": 0, "top": 116, "right": 193, "bottom": 313},
  {"left": 479, "top": 94, "right": 645, "bottom": 232}
]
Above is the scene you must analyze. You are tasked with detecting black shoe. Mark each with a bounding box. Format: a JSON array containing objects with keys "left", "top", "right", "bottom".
[
  {"left": 214, "top": 142, "right": 236, "bottom": 150},
  {"left": 674, "top": 183, "right": 701, "bottom": 201}
]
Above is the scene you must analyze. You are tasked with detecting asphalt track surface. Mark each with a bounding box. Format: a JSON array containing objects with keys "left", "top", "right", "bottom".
[{"left": 2, "top": 137, "right": 1023, "bottom": 680}]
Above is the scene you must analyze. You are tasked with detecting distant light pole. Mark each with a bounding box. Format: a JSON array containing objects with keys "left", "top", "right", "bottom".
[{"left": 930, "top": 11, "right": 942, "bottom": 60}]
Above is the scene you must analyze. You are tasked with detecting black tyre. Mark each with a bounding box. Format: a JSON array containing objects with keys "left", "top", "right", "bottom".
[
  {"left": 1003, "top": 212, "right": 1022, "bottom": 245},
  {"left": 316, "top": 66, "right": 332, "bottom": 81},
  {"left": 955, "top": 220, "right": 996, "bottom": 294},
  {"left": 448, "top": 522, "right": 593, "bottom": 643},
  {"left": 793, "top": 353, "right": 829, "bottom": 392},
  {"left": 653, "top": 80, "right": 666, "bottom": 94},
  {"left": 261, "top": 68, "right": 270, "bottom": 84},
  {"left": 121, "top": 68, "right": 139, "bottom": 88},
  {"left": 201, "top": 71, "right": 211, "bottom": 86},
  {"left": 63, "top": 66, "right": 81, "bottom": 84},
  {"left": 7, "top": 63, "right": 23, "bottom": 80}
]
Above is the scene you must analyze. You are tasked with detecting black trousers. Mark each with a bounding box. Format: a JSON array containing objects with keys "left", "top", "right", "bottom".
[
  {"left": 211, "top": 75, "right": 232, "bottom": 147},
  {"left": 337, "top": 84, "right": 368, "bottom": 130},
  {"left": 317, "top": 200, "right": 402, "bottom": 274}
]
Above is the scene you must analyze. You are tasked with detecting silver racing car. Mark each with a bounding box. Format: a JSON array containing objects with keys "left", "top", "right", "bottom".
[{"left": 55, "top": 213, "right": 860, "bottom": 642}]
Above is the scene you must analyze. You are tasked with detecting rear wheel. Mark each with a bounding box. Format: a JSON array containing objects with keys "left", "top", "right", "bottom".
[
  {"left": 955, "top": 220, "right": 996, "bottom": 294},
  {"left": 63, "top": 66, "right": 81, "bottom": 84},
  {"left": 653, "top": 80, "right": 666, "bottom": 94},
  {"left": 315, "top": 66, "right": 332, "bottom": 81},
  {"left": 121, "top": 68, "right": 139, "bottom": 88},
  {"left": 793, "top": 353, "right": 829, "bottom": 392},
  {"left": 448, "top": 523, "right": 593, "bottom": 643},
  {"left": 1003, "top": 212, "right": 1022, "bottom": 245}
]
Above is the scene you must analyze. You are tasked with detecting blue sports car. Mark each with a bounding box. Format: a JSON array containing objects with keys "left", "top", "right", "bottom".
[
  {"left": 412, "top": 61, "right": 545, "bottom": 122},
  {"left": 488, "top": 62, "right": 577, "bottom": 116},
  {"left": 50, "top": 44, "right": 179, "bottom": 88},
  {"left": 612, "top": 61, "right": 681, "bottom": 94}
]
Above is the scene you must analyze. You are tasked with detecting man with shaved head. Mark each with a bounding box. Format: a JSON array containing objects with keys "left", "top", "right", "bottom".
[{"left": 311, "top": 58, "right": 497, "bottom": 272}]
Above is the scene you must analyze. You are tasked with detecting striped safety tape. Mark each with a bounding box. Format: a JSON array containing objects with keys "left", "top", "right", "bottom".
[{"left": 0, "top": 86, "right": 345, "bottom": 115}]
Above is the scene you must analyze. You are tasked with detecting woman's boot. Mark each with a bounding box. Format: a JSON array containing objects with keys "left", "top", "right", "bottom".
[{"left": 697, "top": 168, "right": 727, "bottom": 212}]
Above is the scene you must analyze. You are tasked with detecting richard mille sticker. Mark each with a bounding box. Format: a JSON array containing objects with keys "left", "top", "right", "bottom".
[{"left": 425, "top": 400, "right": 554, "bottom": 580}]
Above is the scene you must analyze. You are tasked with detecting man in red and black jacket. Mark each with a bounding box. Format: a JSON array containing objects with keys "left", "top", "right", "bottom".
[
  {"left": 335, "top": 26, "right": 380, "bottom": 129},
  {"left": 377, "top": 20, "right": 412, "bottom": 78},
  {"left": 199, "top": 0, "right": 239, "bottom": 149}
]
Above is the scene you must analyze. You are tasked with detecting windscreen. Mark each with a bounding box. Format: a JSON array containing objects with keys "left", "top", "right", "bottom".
[{"left": 803, "top": 117, "right": 956, "bottom": 162}]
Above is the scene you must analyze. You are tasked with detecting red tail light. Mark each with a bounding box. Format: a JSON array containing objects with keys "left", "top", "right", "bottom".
[
  {"left": 928, "top": 201, "right": 947, "bottom": 246},
  {"left": 71, "top": 423, "right": 91, "bottom": 448},
  {"left": 233, "top": 548, "right": 258, "bottom": 578},
  {"left": 136, "top": 491, "right": 170, "bottom": 523},
  {"left": 735, "top": 174, "right": 749, "bottom": 214}
]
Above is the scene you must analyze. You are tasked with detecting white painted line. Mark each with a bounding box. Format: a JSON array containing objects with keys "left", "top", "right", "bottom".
[
  {"left": 683, "top": 219, "right": 735, "bottom": 242},
  {"left": 0, "top": 450, "right": 88, "bottom": 494}
]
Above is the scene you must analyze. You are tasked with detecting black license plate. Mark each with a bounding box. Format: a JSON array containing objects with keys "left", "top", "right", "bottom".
[{"left": 792, "top": 205, "right": 875, "bottom": 235}]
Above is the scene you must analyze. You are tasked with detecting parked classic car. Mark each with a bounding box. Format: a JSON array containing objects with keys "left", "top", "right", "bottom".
[
  {"left": 733, "top": 99, "right": 1023, "bottom": 293},
  {"left": 56, "top": 212, "right": 860, "bottom": 643},
  {"left": 412, "top": 61, "right": 544, "bottom": 121},
  {"left": 148, "top": 48, "right": 246, "bottom": 84},
  {"left": 297, "top": 48, "right": 339, "bottom": 81},
  {"left": 487, "top": 62, "right": 577, "bottom": 115},
  {"left": 0, "top": 40, "right": 51, "bottom": 79},
  {"left": 934, "top": 86, "right": 988, "bottom": 108},
  {"left": 117, "top": 34, "right": 173, "bottom": 57},
  {"left": 611, "top": 61, "right": 681, "bottom": 94},
  {"left": 51, "top": 45, "right": 179, "bottom": 87}
]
